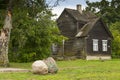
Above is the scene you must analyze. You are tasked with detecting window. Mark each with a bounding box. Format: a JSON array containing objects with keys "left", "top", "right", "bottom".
[
  {"left": 93, "top": 39, "right": 98, "bottom": 51},
  {"left": 52, "top": 43, "right": 58, "bottom": 55},
  {"left": 102, "top": 40, "right": 108, "bottom": 51}
]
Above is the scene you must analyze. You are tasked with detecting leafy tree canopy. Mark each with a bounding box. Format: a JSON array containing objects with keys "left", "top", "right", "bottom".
[
  {"left": 0, "top": 0, "right": 65, "bottom": 62},
  {"left": 86, "top": 0, "right": 120, "bottom": 24},
  {"left": 110, "top": 22, "right": 120, "bottom": 58}
]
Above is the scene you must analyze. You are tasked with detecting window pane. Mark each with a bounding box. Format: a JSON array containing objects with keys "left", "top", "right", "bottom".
[
  {"left": 93, "top": 39, "right": 98, "bottom": 51},
  {"left": 102, "top": 40, "right": 107, "bottom": 51}
]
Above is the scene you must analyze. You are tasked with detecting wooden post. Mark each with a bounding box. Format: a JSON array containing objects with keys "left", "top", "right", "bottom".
[{"left": 62, "top": 39, "right": 65, "bottom": 58}]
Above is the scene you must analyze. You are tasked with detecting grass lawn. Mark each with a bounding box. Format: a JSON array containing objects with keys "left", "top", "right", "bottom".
[{"left": 0, "top": 59, "right": 120, "bottom": 80}]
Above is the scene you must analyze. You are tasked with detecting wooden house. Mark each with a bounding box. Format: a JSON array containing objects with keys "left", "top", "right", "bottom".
[{"left": 53, "top": 5, "right": 113, "bottom": 60}]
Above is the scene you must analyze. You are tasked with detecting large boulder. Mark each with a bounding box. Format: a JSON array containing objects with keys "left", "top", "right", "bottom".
[
  {"left": 32, "top": 60, "right": 48, "bottom": 75},
  {"left": 43, "top": 57, "right": 58, "bottom": 74}
]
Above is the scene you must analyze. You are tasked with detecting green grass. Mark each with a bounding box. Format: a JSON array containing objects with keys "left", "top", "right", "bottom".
[{"left": 0, "top": 59, "right": 120, "bottom": 80}]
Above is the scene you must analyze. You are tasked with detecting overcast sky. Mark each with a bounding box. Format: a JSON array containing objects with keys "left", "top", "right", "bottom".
[
  {"left": 47, "top": 0, "right": 101, "bottom": 19},
  {"left": 47, "top": 0, "right": 111, "bottom": 19}
]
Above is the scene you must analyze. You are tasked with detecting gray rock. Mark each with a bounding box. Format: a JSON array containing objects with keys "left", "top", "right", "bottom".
[
  {"left": 32, "top": 60, "right": 48, "bottom": 75},
  {"left": 44, "top": 57, "right": 58, "bottom": 74}
]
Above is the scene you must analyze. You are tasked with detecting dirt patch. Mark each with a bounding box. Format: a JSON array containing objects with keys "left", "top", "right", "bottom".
[{"left": 0, "top": 68, "right": 30, "bottom": 72}]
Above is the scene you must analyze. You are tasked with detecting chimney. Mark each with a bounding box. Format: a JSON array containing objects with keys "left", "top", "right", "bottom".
[{"left": 77, "top": 4, "right": 82, "bottom": 14}]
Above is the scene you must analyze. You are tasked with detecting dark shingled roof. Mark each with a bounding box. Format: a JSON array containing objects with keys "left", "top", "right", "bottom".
[
  {"left": 76, "top": 17, "right": 113, "bottom": 38},
  {"left": 57, "top": 8, "right": 113, "bottom": 39},
  {"left": 64, "top": 8, "right": 97, "bottom": 22},
  {"left": 64, "top": 8, "right": 101, "bottom": 37}
]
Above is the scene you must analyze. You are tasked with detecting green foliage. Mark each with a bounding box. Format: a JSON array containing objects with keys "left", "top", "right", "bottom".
[
  {"left": 110, "top": 22, "right": 120, "bottom": 58},
  {"left": 86, "top": 0, "right": 120, "bottom": 24},
  {"left": 9, "top": 9, "right": 64, "bottom": 62},
  {"left": 0, "top": 0, "right": 65, "bottom": 62}
]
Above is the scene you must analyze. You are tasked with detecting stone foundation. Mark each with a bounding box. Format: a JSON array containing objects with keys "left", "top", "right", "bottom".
[{"left": 86, "top": 56, "right": 111, "bottom": 60}]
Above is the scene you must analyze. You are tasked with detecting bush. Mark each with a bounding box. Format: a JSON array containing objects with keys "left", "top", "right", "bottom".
[{"left": 110, "top": 22, "right": 120, "bottom": 58}]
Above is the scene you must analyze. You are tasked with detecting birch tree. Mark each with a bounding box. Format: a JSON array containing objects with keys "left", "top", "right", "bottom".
[{"left": 0, "top": 0, "right": 12, "bottom": 67}]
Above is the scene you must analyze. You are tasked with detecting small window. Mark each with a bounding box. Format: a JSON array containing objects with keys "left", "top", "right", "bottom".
[
  {"left": 93, "top": 39, "right": 98, "bottom": 51},
  {"left": 52, "top": 43, "right": 58, "bottom": 55},
  {"left": 102, "top": 40, "right": 108, "bottom": 51}
]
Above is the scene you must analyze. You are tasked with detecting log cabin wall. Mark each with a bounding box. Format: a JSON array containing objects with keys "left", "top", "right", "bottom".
[
  {"left": 86, "top": 20, "right": 111, "bottom": 56},
  {"left": 55, "top": 6, "right": 113, "bottom": 60},
  {"left": 57, "top": 10, "right": 85, "bottom": 57}
]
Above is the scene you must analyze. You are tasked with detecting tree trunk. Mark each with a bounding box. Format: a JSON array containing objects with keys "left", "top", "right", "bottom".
[
  {"left": 0, "top": 0, "right": 12, "bottom": 67},
  {"left": 0, "top": 10, "right": 12, "bottom": 67}
]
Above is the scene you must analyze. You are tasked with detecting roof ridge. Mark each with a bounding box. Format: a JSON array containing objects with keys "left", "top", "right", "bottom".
[{"left": 65, "top": 8, "right": 76, "bottom": 11}]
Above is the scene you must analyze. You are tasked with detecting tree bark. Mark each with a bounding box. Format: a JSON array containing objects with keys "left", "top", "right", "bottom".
[{"left": 0, "top": 0, "right": 12, "bottom": 67}]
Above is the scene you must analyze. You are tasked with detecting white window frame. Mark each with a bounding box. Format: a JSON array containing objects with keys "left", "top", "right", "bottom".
[
  {"left": 93, "top": 39, "right": 98, "bottom": 51},
  {"left": 102, "top": 40, "right": 108, "bottom": 51}
]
